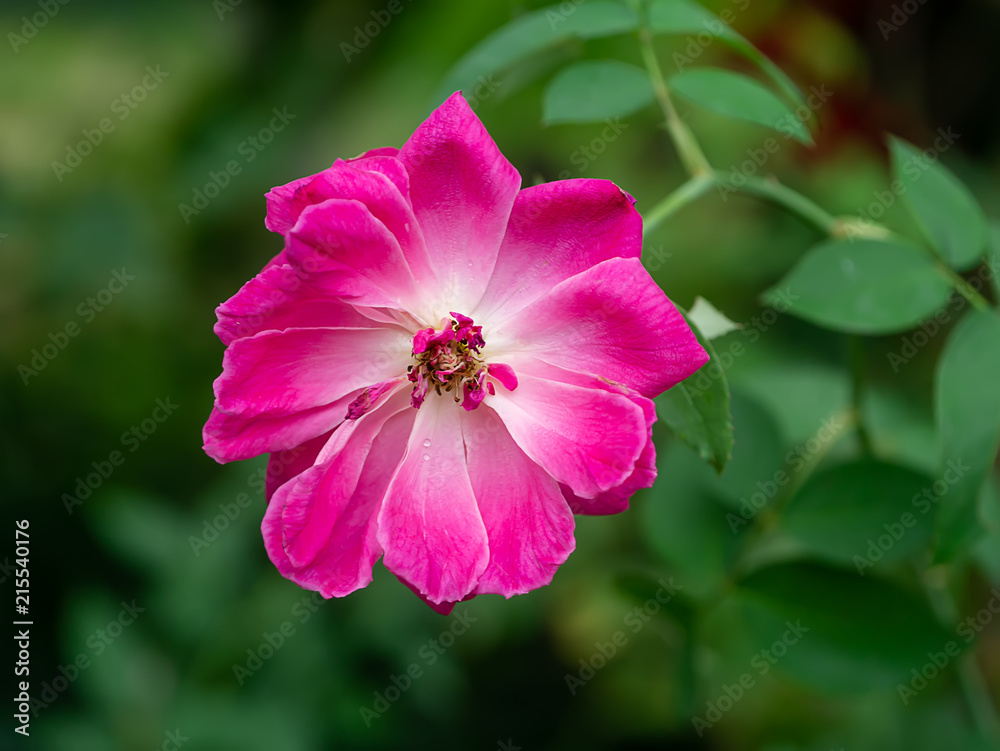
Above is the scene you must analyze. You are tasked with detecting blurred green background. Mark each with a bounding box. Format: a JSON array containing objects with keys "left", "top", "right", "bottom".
[{"left": 3, "top": 0, "right": 1000, "bottom": 749}]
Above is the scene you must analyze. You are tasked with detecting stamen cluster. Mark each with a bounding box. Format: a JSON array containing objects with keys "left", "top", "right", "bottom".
[{"left": 407, "top": 313, "right": 493, "bottom": 411}]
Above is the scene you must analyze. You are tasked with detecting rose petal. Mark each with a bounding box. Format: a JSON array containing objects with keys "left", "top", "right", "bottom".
[
  {"left": 278, "top": 388, "right": 409, "bottom": 568},
  {"left": 214, "top": 263, "right": 375, "bottom": 346},
  {"left": 462, "top": 406, "right": 575, "bottom": 597},
  {"left": 277, "top": 159, "right": 436, "bottom": 290},
  {"left": 504, "top": 359, "right": 658, "bottom": 515},
  {"left": 203, "top": 390, "right": 358, "bottom": 463},
  {"left": 474, "top": 179, "right": 641, "bottom": 323},
  {"left": 265, "top": 429, "right": 336, "bottom": 501},
  {"left": 487, "top": 372, "right": 646, "bottom": 499},
  {"left": 264, "top": 147, "right": 401, "bottom": 236},
  {"left": 214, "top": 327, "right": 410, "bottom": 418},
  {"left": 398, "top": 92, "right": 521, "bottom": 315},
  {"left": 262, "top": 406, "right": 415, "bottom": 598},
  {"left": 286, "top": 199, "right": 420, "bottom": 310},
  {"left": 495, "top": 257, "right": 708, "bottom": 397},
  {"left": 377, "top": 398, "right": 489, "bottom": 604},
  {"left": 349, "top": 146, "right": 400, "bottom": 161}
]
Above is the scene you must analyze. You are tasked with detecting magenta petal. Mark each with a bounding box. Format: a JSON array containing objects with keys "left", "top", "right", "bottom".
[
  {"left": 463, "top": 407, "right": 575, "bottom": 597},
  {"left": 213, "top": 327, "right": 410, "bottom": 418},
  {"left": 475, "top": 178, "right": 641, "bottom": 320},
  {"left": 286, "top": 199, "right": 419, "bottom": 310},
  {"left": 292, "top": 160, "right": 435, "bottom": 287},
  {"left": 214, "top": 263, "right": 375, "bottom": 346},
  {"left": 394, "top": 575, "right": 463, "bottom": 615},
  {"left": 203, "top": 392, "right": 355, "bottom": 464},
  {"left": 377, "top": 399, "right": 489, "bottom": 604},
  {"left": 265, "top": 155, "right": 437, "bottom": 301},
  {"left": 569, "top": 400, "right": 656, "bottom": 515},
  {"left": 346, "top": 155, "right": 410, "bottom": 203},
  {"left": 565, "top": 434, "right": 656, "bottom": 515},
  {"left": 262, "top": 406, "right": 415, "bottom": 598},
  {"left": 265, "top": 429, "right": 335, "bottom": 501},
  {"left": 348, "top": 146, "right": 399, "bottom": 161},
  {"left": 487, "top": 362, "right": 518, "bottom": 392},
  {"left": 278, "top": 389, "right": 409, "bottom": 568},
  {"left": 507, "top": 359, "right": 657, "bottom": 515},
  {"left": 501, "top": 257, "right": 709, "bottom": 397},
  {"left": 265, "top": 148, "right": 401, "bottom": 237},
  {"left": 398, "top": 92, "right": 521, "bottom": 312},
  {"left": 345, "top": 379, "right": 398, "bottom": 420},
  {"left": 488, "top": 372, "right": 646, "bottom": 499},
  {"left": 564, "top": 402, "right": 656, "bottom": 516},
  {"left": 265, "top": 170, "right": 331, "bottom": 236}
]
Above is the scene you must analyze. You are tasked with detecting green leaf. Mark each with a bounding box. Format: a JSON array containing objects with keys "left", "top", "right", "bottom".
[
  {"left": 989, "top": 222, "right": 1000, "bottom": 303},
  {"left": 934, "top": 309, "right": 1000, "bottom": 562},
  {"left": 863, "top": 386, "right": 939, "bottom": 473},
  {"left": 763, "top": 238, "right": 953, "bottom": 334},
  {"left": 712, "top": 390, "right": 786, "bottom": 510},
  {"left": 734, "top": 362, "right": 851, "bottom": 447},
  {"left": 890, "top": 136, "right": 989, "bottom": 270},
  {"left": 782, "top": 460, "right": 937, "bottom": 569},
  {"left": 687, "top": 296, "right": 740, "bottom": 339},
  {"left": 615, "top": 571, "right": 696, "bottom": 627},
  {"left": 88, "top": 490, "right": 189, "bottom": 577},
  {"left": 542, "top": 60, "right": 654, "bottom": 124},
  {"left": 973, "top": 478, "right": 1000, "bottom": 583},
  {"left": 655, "top": 312, "right": 734, "bottom": 473},
  {"left": 669, "top": 67, "right": 812, "bottom": 145},
  {"left": 641, "top": 442, "right": 743, "bottom": 599},
  {"left": 734, "top": 561, "right": 957, "bottom": 693},
  {"left": 434, "top": 2, "right": 639, "bottom": 106},
  {"left": 648, "top": 0, "right": 808, "bottom": 113}
]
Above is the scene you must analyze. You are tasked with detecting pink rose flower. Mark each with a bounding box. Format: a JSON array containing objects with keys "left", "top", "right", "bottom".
[{"left": 203, "top": 92, "right": 708, "bottom": 612}]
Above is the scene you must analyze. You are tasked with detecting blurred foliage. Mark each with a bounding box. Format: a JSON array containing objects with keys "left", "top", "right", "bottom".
[{"left": 3, "top": 0, "right": 1000, "bottom": 750}]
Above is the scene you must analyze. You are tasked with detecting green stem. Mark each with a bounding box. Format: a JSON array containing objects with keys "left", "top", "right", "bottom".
[
  {"left": 936, "top": 263, "right": 992, "bottom": 313},
  {"left": 922, "top": 569, "right": 1000, "bottom": 744},
  {"left": 642, "top": 174, "right": 715, "bottom": 237},
  {"left": 715, "top": 171, "right": 839, "bottom": 236},
  {"left": 769, "top": 407, "right": 857, "bottom": 523},
  {"left": 631, "top": 0, "right": 990, "bottom": 297},
  {"left": 959, "top": 659, "right": 1000, "bottom": 746},
  {"left": 849, "top": 336, "right": 874, "bottom": 456},
  {"left": 631, "top": 0, "right": 844, "bottom": 240},
  {"left": 628, "top": 19, "right": 998, "bottom": 737},
  {"left": 780, "top": 407, "right": 859, "bottom": 505},
  {"left": 631, "top": 2, "right": 711, "bottom": 177},
  {"left": 728, "top": 408, "right": 857, "bottom": 579}
]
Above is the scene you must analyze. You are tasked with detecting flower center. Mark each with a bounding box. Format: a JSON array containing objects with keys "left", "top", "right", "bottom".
[{"left": 407, "top": 313, "right": 492, "bottom": 411}]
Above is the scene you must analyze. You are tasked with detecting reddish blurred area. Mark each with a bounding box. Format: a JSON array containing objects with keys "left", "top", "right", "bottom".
[{"left": 747, "top": 0, "right": 1000, "bottom": 160}]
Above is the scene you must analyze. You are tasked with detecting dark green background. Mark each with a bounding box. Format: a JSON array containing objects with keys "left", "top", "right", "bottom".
[{"left": 3, "top": 0, "right": 999, "bottom": 749}]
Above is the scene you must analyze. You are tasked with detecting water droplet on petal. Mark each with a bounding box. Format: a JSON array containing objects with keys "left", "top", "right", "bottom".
[
  {"left": 423, "top": 439, "right": 431, "bottom": 448},
  {"left": 422, "top": 453, "right": 430, "bottom": 462}
]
